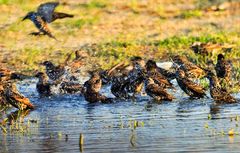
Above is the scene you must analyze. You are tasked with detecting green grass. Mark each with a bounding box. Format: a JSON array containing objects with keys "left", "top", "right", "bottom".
[
  {"left": 0, "top": 0, "right": 239, "bottom": 76},
  {"left": 67, "top": 17, "right": 99, "bottom": 29},
  {"left": 180, "top": 10, "right": 203, "bottom": 19},
  {"left": 79, "top": 0, "right": 107, "bottom": 9},
  {"left": 0, "top": 0, "right": 30, "bottom": 5}
]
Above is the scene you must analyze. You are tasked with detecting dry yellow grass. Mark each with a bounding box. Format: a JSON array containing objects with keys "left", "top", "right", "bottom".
[{"left": 0, "top": 0, "right": 239, "bottom": 74}]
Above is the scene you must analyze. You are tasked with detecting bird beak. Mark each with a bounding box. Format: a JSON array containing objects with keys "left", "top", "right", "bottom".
[
  {"left": 22, "top": 15, "right": 28, "bottom": 21},
  {"left": 0, "top": 73, "right": 6, "bottom": 78}
]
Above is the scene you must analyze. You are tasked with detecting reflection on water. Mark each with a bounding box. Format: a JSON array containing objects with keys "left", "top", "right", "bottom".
[{"left": 1, "top": 79, "right": 240, "bottom": 152}]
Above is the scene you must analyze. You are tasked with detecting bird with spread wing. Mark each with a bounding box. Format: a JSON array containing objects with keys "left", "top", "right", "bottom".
[{"left": 22, "top": 2, "right": 74, "bottom": 39}]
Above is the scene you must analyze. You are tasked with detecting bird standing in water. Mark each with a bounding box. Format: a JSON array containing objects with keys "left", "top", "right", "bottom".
[
  {"left": 145, "top": 60, "right": 174, "bottom": 89},
  {"left": 215, "top": 54, "right": 232, "bottom": 87},
  {"left": 123, "top": 56, "right": 146, "bottom": 98},
  {"left": 4, "top": 82, "right": 34, "bottom": 110},
  {"left": 83, "top": 71, "right": 112, "bottom": 103},
  {"left": 35, "top": 72, "right": 52, "bottom": 96},
  {"left": 173, "top": 55, "right": 206, "bottom": 79},
  {"left": 207, "top": 72, "right": 236, "bottom": 103},
  {"left": 41, "top": 61, "right": 65, "bottom": 81},
  {"left": 22, "top": 2, "right": 74, "bottom": 39},
  {"left": 144, "top": 77, "right": 174, "bottom": 101},
  {"left": 84, "top": 71, "right": 102, "bottom": 93},
  {"left": 176, "top": 69, "right": 206, "bottom": 99}
]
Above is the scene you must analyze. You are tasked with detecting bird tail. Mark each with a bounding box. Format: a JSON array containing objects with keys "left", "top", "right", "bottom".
[{"left": 53, "top": 12, "right": 74, "bottom": 21}]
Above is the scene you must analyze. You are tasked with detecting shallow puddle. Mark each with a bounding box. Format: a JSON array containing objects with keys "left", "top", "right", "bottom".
[{"left": 1, "top": 79, "right": 240, "bottom": 153}]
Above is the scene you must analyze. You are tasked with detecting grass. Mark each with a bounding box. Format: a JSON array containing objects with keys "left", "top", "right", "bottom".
[
  {"left": 179, "top": 10, "right": 203, "bottom": 19},
  {"left": 79, "top": 0, "right": 107, "bottom": 9},
  {"left": 0, "top": 0, "right": 239, "bottom": 78}
]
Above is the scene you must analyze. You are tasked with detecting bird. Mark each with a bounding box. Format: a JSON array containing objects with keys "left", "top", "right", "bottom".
[
  {"left": 157, "top": 66, "right": 176, "bottom": 81},
  {"left": 83, "top": 71, "right": 112, "bottom": 103},
  {"left": 207, "top": 71, "right": 236, "bottom": 103},
  {"left": 83, "top": 90, "right": 112, "bottom": 103},
  {"left": 41, "top": 61, "right": 65, "bottom": 81},
  {"left": 4, "top": 82, "right": 34, "bottom": 110},
  {"left": 98, "top": 61, "right": 126, "bottom": 85},
  {"left": 122, "top": 56, "right": 146, "bottom": 97},
  {"left": 176, "top": 69, "right": 206, "bottom": 99},
  {"left": 60, "top": 81, "right": 84, "bottom": 94},
  {"left": 145, "top": 60, "right": 174, "bottom": 89},
  {"left": 173, "top": 55, "right": 206, "bottom": 79},
  {"left": 190, "top": 42, "right": 234, "bottom": 56},
  {"left": 215, "top": 54, "right": 232, "bottom": 83},
  {"left": 67, "top": 50, "right": 89, "bottom": 71},
  {"left": 144, "top": 77, "right": 174, "bottom": 101},
  {"left": 111, "top": 75, "right": 130, "bottom": 99},
  {"left": 35, "top": 72, "right": 52, "bottom": 96},
  {"left": 0, "top": 68, "right": 29, "bottom": 81},
  {"left": 0, "top": 82, "right": 8, "bottom": 106},
  {"left": 22, "top": 2, "right": 74, "bottom": 39},
  {"left": 84, "top": 71, "right": 102, "bottom": 93}
]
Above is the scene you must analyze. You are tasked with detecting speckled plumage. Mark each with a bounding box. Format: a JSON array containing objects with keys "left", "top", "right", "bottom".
[
  {"left": 123, "top": 57, "right": 146, "bottom": 96},
  {"left": 0, "top": 82, "right": 8, "bottom": 106},
  {"left": 173, "top": 55, "right": 206, "bottom": 78},
  {"left": 22, "top": 2, "right": 73, "bottom": 39},
  {"left": 146, "top": 60, "right": 174, "bottom": 89},
  {"left": 111, "top": 76, "right": 129, "bottom": 99},
  {"left": 60, "top": 81, "right": 84, "bottom": 94},
  {"left": 176, "top": 69, "right": 206, "bottom": 98},
  {"left": 83, "top": 71, "right": 112, "bottom": 103},
  {"left": 41, "top": 61, "right": 65, "bottom": 81},
  {"left": 35, "top": 72, "right": 52, "bottom": 96},
  {"left": 4, "top": 82, "right": 34, "bottom": 110},
  {"left": 84, "top": 71, "right": 102, "bottom": 92},
  {"left": 145, "top": 77, "right": 174, "bottom": 101},
  {"left": 207, "top": 72, "right": 236, "bottom": 103},
  {"left": 215, "top": 54, "right": 232, "bottom": 82},
  {"left": 84, "top": 90, "right": 112, "bottom": 103}
]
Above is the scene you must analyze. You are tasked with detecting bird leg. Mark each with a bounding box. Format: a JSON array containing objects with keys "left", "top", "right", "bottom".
[{"left": 29, "top": 32, "right": 42, "bottom": 36}]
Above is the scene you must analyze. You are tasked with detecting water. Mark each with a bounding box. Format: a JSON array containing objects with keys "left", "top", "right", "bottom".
[{"left": 1, "top": 79, "right": 240, "bottom": 153}]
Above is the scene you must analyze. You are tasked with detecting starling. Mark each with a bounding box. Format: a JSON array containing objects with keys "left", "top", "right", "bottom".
[
  {"left": 207, "top": 72, "right": 236, "bottom": 103},
  {"left": 215, "top": 54, "right": 232, "bottom": 82},
  {"left": 0, "top": 68, "right": 29, "bottom": 81},
  {"left": 35, "top": 72, "right": 52, "bottom": 96},
  {"left": 176, "top": 69, "right": 206, "bottom": 98},
  {"left": 84, "top": 90, "right": 112, "bottom": 103},
  {"left": 146, "top": 60, "right": 174, "bottom": 89},
  {"left": 191, "top": 42, "right": 234, "bottom": 56},
  {"left": 60, "top": 81, "right": 84, "bottom": 94},
  {"left": 173, "top": 55, "right": 206, "bottom": 78},
  {"left": 111, "top": 76, "right": 129, "bottom": 99},
  {"left": 123, "top": 71, "right": 145, "bottom": 98},
  {"left": 0, "top": 82, "right": 8, "bottom": 106},
  {"left": 83, "top": 71, "right": 112, "bottom": 103},
  {"left": 67, "top": 50, "right": 89, "bottom": 71},
  {"left": 144, "top": 77, "right": 174, "bottom": 101},
  {"left": 22, "top": 2, "right": 73, "bottom": 39},
  {"left": 157, "top": 66, "right": 176, "bottom": 81},
  {"left": 99, "top": 61, "right": 125, "bottom": 85},
  {"left": 4, "top": 82, "right": 34, "bottom": 110},
  {"left": 41, "top": 61, "right": 65, "bottom": 81},
  {"left": 84, "top": 71, "right": 102, "bottom": 93},
  {"left": 122, "top": 56, "right": 146, "bottom": 97}
]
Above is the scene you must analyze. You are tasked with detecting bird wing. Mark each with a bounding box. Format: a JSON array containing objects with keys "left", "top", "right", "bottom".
[
  {"left": 6, "top": 86, "right": 34, "bottom": 109},
  {"left": 150, "top": 72, "right": 172, "bottom": 87},
  {"left": 37, "top": 2, "right": 59, "bottom": 23},
  {"left": 183, "top": 79, "right": 205, "bottom": 94},
  {"left": 35, "top": 16, "right": 56, "bottom": 39},
  {"left": 147, "top": 84, "right": 167, "bottom": 96}
]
